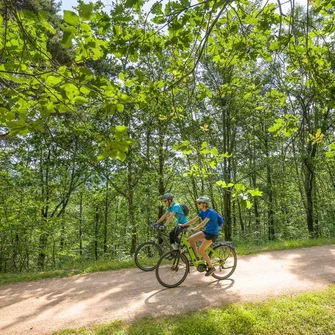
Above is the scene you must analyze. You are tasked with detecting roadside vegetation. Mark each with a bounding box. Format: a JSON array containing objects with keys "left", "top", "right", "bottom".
[
  {"left": 1, "top": 237, "right": 334, "bottom": 286},
  {"left": 53, "top": 285, "right": 335, "bottom": 335}
]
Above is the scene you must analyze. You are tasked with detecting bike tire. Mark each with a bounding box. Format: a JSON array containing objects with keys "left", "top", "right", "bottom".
[
  {"left": 155, "top": 250, "right": 190, "bottom": 288},
  {"left": 209, "top": 244, "right": 237, "bottom": 280},
  {"left": 134, "top": 241, "right": 163, "bottom": 271}
]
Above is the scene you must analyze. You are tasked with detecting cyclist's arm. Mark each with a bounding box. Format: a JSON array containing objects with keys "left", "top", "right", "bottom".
[
  {"left": 190, "top": 218, "right": 209, "bottom": 232},
  {"left": 156, "top": 211, "right": 169, "bottom": 224},
  {"left": 162, "top": 212, "right": 176, "bottom": 227},
  {"left": 180, "top": 216, "right": 200, "bottom": 227}
]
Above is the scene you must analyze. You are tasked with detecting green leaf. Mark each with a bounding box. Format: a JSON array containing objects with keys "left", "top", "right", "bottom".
[
  {"left": 62, "top": 83, "right": 80, "bottom": 99},
  {"left": 115, "top": 126, "right": 128, "bottom": 134},
  {"left": 117, "top": 151, "right": 127, "bottom": 161},
  {"left": 61, "top": 31, "right": 74, "bottom": 48},
  {"left": 125, "top": 79, "right": 133, "bottom": 87},
  {"left": 151, "top": 2, "right": 163, "bottom": 15},
  {"left": 97, "top": 154, "right": 106, "bottom": 161},
  {"left": 125, "top": 0, "right": 140, "bottom": 9},
  {"left": 120, "top": 94, "right": 129, "bottom": 102},
  {"left": 116, "top": 104, "right": 124, "bottom": 112},
  {"left": 46, "top": 76, "right": 62, "bottom": 86},
  {"left": 63, "top": 10, "right": 79, "bottom": 26},
  {"left": 73, "top": 96, "right": 89, "bottom": 104},
  {"left": 80, "top": 86, "right": 91, "bottom": 95},
  {"left": 268, "top": 118, "right": 284, "bottom": 136},
  {"left": 40, "top": 21, "right": 56, "bottom": 34},
  {"left": 209, "top": 160, "right": 217, "bottom": 169},
  {"left": 248, "top": 188, "right": 263, "bottom": 197},
  {"left": 235, "top": 184, "right": 246, "bottom": 192},
  {"left": 216, "top": 181, "right": 234, "bottom": 188},
  {"left": 79, "top": 3, "right": 94, "bottom": 20}
]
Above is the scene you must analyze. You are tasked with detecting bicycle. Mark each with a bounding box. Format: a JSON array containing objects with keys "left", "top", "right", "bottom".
[
  {"left": 134, "top": 223, "right": 171, "bottom": 271},
  {"left": 155, "top": 227, "right": 237, "bottom": 288}
]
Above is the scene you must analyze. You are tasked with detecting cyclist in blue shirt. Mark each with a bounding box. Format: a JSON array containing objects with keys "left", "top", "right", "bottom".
[
  {"left": 155, "top": 193, "right": 188, "bottom": 248},
  {"left": 180, "top": 196, "right": 219, "bottom": 277}
]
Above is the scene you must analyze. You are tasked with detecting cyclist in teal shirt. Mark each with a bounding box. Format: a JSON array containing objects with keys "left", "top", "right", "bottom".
[{"left": 155, "top": 193, "right": 188, "bottom": 248}]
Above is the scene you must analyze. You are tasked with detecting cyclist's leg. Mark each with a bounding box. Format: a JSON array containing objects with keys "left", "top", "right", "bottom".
[
  {"left": 199, "top": 233, "right": 218, "bottom": 269},
  {"left": 188, "top": 231, "right": 205, "bottom": 258},
  {"left": 198, "top": 239, "right": 213, "bottom": 267},
  {"left": 169, "top": 227, "right": 179, "bottom": 247}
]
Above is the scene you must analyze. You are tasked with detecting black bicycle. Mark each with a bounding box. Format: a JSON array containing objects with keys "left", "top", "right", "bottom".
[{"left": 134, "top": 224, "right": 171, "bottom": 271}]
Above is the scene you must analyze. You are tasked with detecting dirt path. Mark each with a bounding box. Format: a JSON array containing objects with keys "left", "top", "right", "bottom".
[{"left": 0, "top": 245, "right": 334, "bottom": 335}]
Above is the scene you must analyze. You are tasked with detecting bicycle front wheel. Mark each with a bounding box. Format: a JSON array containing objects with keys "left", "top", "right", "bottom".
[
  {"left": 134, "top": 241, "right": 163, "bottom": 271},
  {"left": 209, "top": 244, "right": 237, "bottom": 280},
  {"left": 155, "top": 250, "right": 189, "bottom": 288}
]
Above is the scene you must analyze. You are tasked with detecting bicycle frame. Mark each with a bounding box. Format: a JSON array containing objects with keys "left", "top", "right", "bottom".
[
  {"left": 147, "top": 226, "right": 170, "bottom": 246},
  {"left": 155, "top": 228, "right": 237, "bottom": 287},
  {"left": 178, "top": 231, "right": 216, "bottom": 269}
]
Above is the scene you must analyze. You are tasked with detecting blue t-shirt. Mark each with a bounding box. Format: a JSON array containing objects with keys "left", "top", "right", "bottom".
[
  {"left": 167, "top": 202, "right": 188, "bottom": 225},
  {"left": 198, "top": 209, "right": 219, "bottom": 235}
]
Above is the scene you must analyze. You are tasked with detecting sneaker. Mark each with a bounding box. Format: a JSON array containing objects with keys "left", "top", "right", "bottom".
[
  {"left": 205, "top": 267, "right": 216, "bottom": 277},
  {"left": 171, "top": 244, "right": 179, "bottom": 250}
]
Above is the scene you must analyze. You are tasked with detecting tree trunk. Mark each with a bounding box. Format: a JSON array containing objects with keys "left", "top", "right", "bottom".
[
  {"left": 60, "top": 210, "right": 65, "bottom": 250},
  {"left": 104, "top": 179, "right": 109, "bottom": 254},
  {"left": 267, "top": 162, "right": 275, "bottom": 240},
  {"left": 223, "top": 188, "right": 232, "bottom": 241},
  {"left": 79, "top": 192, "right": 83, "bottom": 256},
  {"left": 265, "top": 139, "right": 275, "bottom": 240},
  {"left": 302, "top": 142, "right": 318, "bottom": 238},
  {"left": 127, "top": 155, "right": 137, "bottom": 255},
  {"left": 37, "top": 228, "right": 48, "bottom": 270},
  {"left": 237, "top": 199, "right": 245, "bottom": 234},
  {"left": 95, "top": 206, "right": 99, "bottom": 260},
  {"left": 158, "top": 130, "right": 165, "bottom": 218}
]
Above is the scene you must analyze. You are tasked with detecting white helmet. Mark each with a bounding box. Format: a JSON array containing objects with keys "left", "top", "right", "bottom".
[{"left": 197, "top": 196, "right": 210, "bottom": 204}]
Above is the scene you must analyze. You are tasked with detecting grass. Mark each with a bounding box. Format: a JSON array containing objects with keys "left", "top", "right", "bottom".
[
  {"left": 235, "top": 236, "right": 335, "bottom": 256},
  {"left": 53, "top": 285, "right": 335, "bottom": 335},
  {"left": 1, "top": 237, "right": 334, "bottom": 286},
  {"left": 0, "top": 259, "right": 135, "bottom": 285}
]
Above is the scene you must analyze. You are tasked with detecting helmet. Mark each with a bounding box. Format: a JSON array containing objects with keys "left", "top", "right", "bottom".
[
  {"left": 161, "top": 193, "right": 174, "bottom": 200},
  {"left": 197, "top": 196, "right": 210, "bottom": 204}
]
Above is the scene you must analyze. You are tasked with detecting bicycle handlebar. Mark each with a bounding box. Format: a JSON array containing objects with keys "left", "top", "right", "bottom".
[{"left": 149, "top": 222, "right": 166, "bottom": 231}]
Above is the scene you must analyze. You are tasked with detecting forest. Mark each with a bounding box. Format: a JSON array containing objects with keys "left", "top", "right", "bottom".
[{"left": 0, "top": 0, "right": 334, "bottom": 273}]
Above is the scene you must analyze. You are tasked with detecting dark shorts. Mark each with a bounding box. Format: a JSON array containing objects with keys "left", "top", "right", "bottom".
[{"left": 203, "top": 231, "right": 218, "bottom": 242}]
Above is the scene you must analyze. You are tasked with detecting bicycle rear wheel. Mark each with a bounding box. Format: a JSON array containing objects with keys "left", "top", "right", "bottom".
[
  {"left": 155, "top": 250, "right": 189, "bottom": 288},
  {"left": 209, "top": 244, "right": 237, "bottom": 280},
  {"left": 134, "top": 241, "right": 163, "bottom": 271}
]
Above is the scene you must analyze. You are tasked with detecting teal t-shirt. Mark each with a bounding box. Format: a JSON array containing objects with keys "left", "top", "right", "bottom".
[{"left": 167, "top": 202, "right": 188, "bottom": 225}]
